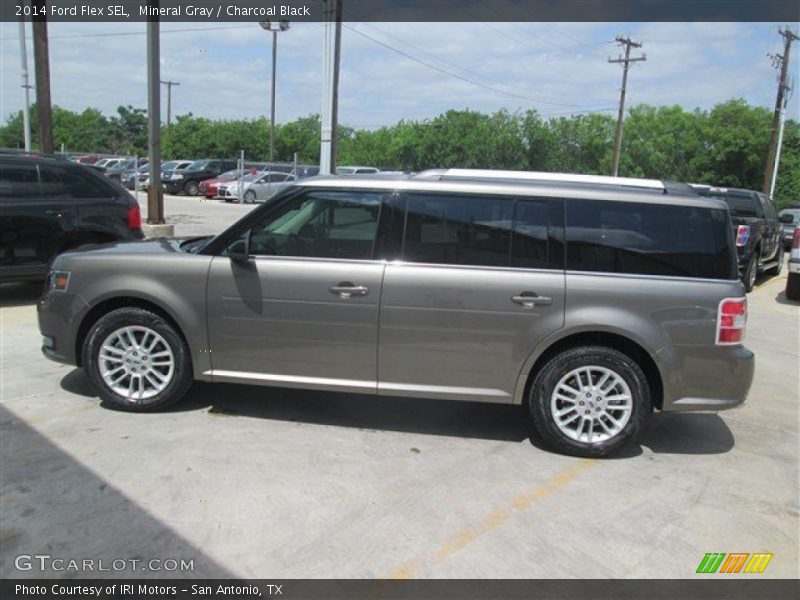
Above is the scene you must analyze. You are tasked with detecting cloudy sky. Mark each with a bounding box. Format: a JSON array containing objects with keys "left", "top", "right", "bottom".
[{"left": 0, "top": 21, "right": 797, "bottom": 129}]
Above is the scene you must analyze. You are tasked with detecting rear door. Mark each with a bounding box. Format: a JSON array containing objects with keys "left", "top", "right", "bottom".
[{"left": 377, "top": 192, "right": 565, "bottom": 403}]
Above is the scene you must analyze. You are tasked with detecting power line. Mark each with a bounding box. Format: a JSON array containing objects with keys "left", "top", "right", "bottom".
[
  {"left": 355, "top": 23, "right": 613, "bottom": 105},
  {"left": 345, "top": 25, "right": 613, "bottom": 109}
]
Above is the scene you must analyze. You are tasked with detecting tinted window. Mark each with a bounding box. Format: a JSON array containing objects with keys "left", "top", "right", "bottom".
[
  {"left": 711, "top": 192, "right": 763, "bottom": 218},
  {"left": 566, "top": 199, "right": 735, "bottom": 279},
  {"left": 40, "top": 165, "right": 113, "bottom": 198},
  {"left": 511, "top": 200, "right": 550, "bottom": 269},
  {"left": 402, "top": 194, "right": 513, "bottom": 267},
  {"left": 0, "top": 162, "right": 40, "bottom": 198},
  {"left": 247, "top": 190, "right": 383, "bottom": 260}
]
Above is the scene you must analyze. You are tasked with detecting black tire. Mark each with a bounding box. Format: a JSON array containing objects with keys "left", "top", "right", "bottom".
[
  {"left": 528, "top": 346, "right": 651, "bottom": 458},
  {"left": 743, "top": 252, "right": 758, "bottom": 293},
  {"left": 244, "top": 190, "right": 256, "bottom": 204},
  {"left": 767, "top": 246, "right": 784, "bottom": 275},
  {"left": 82, "top": 307, "right": 193, "bottom": 412},
  {"left": 184, "top": 180, "right": 200, "bottom": 196},
  {"left": 786, "top": 273, "right": 800, "bottom": 301}
]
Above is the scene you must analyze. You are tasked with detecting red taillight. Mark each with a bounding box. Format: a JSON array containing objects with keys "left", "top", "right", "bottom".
[
  {"left": 716, "top": 297, "right": 747, "bottom": 345},
  {"left": 127, "top": 204, "right": 141, "bottom": 230},
  {"left": 793, "top": 229, "right": 800, "bottom": 249},
  {"left": 736, "top": 225, "right": 750, "bottom": 247}
]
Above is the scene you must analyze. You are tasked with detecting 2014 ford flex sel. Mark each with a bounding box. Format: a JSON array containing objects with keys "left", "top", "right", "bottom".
[{"left": 38, "top": 170, "right": 755, "bottom": 457}]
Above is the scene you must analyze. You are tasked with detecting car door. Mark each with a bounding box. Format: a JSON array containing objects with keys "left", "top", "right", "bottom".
[
  {"left": 0, "top": 160, "right": 55, "bottom": 279},
  {"left": 377, "top": 192, "right": 565, "bottom": 403},
  {"left": 205, "top": 188, "right": 389, "bottom": 392}
]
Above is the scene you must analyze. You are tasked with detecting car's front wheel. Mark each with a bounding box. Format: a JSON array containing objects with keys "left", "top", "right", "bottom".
[
  {"left": 83, "top": 307, "right": 193, "bottom": 412},
  {"left": 528, "top": 346, "right": 651, "bottom": 457},
  {"left": 243, "top": 190, "right": 257, "bottom": 204},
  {"left": 184, "top": 180, "right": 200, "bottom": 196}
]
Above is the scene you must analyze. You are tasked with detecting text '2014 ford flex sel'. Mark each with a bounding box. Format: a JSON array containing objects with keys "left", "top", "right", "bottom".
[{"left": 38, "top": 170, "right": 755, "bottom": 457}]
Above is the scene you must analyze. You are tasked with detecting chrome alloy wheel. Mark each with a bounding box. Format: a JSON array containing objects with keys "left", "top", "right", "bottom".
[
  {"left": 550, "top": 366, "right": 633, "bottom": 443},
  {"left": 98, "top": 326, "right": 175, "bottom": 401}
]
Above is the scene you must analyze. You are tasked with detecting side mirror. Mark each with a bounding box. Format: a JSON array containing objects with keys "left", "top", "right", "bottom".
[{"left": 228, "top": 234, "right": 250, "bottom": 264}]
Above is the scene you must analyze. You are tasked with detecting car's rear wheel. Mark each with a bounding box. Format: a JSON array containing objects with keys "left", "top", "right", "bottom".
[
  {"left": 83, "top": 307, "right": 193, "bottom": 412},
  {"left": 743, "top": 252, "right": 759, "bottom": 292},
  {"left": 528, "top": 346, "right": 651, "bottom": 457},
  {"left": 184, "top": 180, "right": 200, "bottom": 196}
]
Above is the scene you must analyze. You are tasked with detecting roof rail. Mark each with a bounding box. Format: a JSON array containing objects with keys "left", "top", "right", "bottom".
[{"left": 414, "top": 168, "right": 665, "bottom": 192}]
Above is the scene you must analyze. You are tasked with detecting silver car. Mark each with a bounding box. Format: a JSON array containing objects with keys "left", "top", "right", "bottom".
[
  {"left": 217, "top": 172, "right": 296, "bottom": 203},
  {"left": 38, "top": 169, "right": 754, "bottom": 457}
]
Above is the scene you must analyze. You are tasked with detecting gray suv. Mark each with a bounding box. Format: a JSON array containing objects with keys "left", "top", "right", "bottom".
[{"left": 38, "top": 170, "right": 754, "bottom": 457}]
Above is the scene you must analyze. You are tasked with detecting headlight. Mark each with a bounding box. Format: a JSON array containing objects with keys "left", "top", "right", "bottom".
[{"left": 48, "top": 270, "right": 71, "bottom": 293}]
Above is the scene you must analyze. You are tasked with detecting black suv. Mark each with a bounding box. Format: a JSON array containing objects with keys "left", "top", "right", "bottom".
[
  {"left": 693, "top": 185, "right": 783, "bottom": 291},
  {"left": 162, "top": 159, "right": 238, "bottom": 196},
  {"left": 0, "top": 155, "right": 143, "bottom": 283}
]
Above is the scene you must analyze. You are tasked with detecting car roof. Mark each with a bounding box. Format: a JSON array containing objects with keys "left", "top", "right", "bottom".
[{"left": 297, "top": 170, "right": 725, "bottom": 209}]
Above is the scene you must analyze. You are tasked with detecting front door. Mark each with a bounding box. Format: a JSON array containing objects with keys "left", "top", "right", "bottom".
[{"left": 205, "top": 188, "right": 388, "bottom": 392}]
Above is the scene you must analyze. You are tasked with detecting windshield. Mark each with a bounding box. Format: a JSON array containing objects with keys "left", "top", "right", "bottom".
[
  {"left": 187, "top": 161, "right": 210, "bottom": 171},
  {"left": 161, "top": 161, "right": 182, "bottom": 170},
  {"left": 710, "top": 192, "right": 762, "bottom": 218}
]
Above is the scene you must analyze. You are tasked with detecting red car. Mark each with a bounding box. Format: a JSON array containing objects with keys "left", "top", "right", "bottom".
[{"left": 199, "top": 170, "right": 241, "bottom": 199}]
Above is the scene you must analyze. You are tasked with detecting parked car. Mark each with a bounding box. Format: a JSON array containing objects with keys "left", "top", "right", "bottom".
[
  {"left": 74, "top": 155, "right": 99, "bottom": 165},
  {"left": 38, "top": 169, "right": 754, "bottom": 458},
  {"left": 336, "top": 166, "right": 380, "bottom": 175},
  {"left": 0, "top": 154, "right": 143, "bottom": 282},
  {"left": 786, "top": 228, "right": 800, "bottom": 301},
  {"left": 139, "top": 160, "right": 193, "bottom": 191},
  {"left": 163, "top": 159, "right": 238, "bottom": 195},
  {"left": 692, "top": 185, "right": 783, "bottom": 292},
  {"left": 779, "top": 208, "right": 800, "bottom": 249},
  {"left": 217, "top": 172, "right": 296, "bottom": 203},
  {"left": 106, "top": 158, "right": 147, "bottom": 184},
  {"left": 199, "top": 169, "right": 242, "bottom": 199}
]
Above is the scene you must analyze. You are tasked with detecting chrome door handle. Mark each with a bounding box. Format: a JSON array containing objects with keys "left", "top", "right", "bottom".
[
  {"left": 511, "top": 292, "right": 552, "bottom": 307},
  {"left": 329, "top": 282, "right": 369, "bottom": 298}
]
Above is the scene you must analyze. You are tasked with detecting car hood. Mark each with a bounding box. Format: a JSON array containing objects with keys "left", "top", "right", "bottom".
[{"left": 61, "top": 237, "right": 188, "bottom": 258}]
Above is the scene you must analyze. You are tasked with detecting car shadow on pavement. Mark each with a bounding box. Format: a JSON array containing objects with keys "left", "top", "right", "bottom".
[
  {"left": 775, "top": 289, "right": 799, "bottom": 305},
  {"left": 61, "top": 370, "right": 735, "bottom": 455},
  {"left": 0, "top": 282, "right": 42, "bottom": 308},
  {"left": 0, "top": 403, "right": 234, "bottom": 578}
]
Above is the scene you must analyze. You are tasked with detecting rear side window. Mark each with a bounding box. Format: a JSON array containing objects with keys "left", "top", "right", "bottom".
[
  {"left": 0, "top": 162, "right": 40, "bottom": 198},
  {"left": 402, "top": 194, "right": 513, "bottom": 267},
  {"left": 40, "top": 165, "right": 114, "bottom": 198},
  {"left": 566, "top": 199, "right": 736, "bottom": 280},
  {"left": 712, "top": 192, "right": 763, "bottom": 218}
]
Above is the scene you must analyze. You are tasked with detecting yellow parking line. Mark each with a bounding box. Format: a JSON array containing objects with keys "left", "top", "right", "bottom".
[{"left": 384, "top": 458, "right": 597, "bottom": 579}]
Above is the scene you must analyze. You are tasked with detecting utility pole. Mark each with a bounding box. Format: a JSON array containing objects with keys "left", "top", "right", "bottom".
[
  {"left": 160, "top": 80, "right": 179, "bottom": 132},
  {"left": 146, "top": 15, "right": 164, "bottom": 224},
  {"left": 18, "top": 17, "right": 32, "bottom": 151},
  {"left": 608, "top": 36, "right": 645, "bottom": 177},
  {"left": 320, "top": 0, "right": 341, "bottom": 174},
  {"left": 31, "top": 0, "right": 53, "bottom": 154},
  {"left": 259, "top": 20, "right": 290, "bottom": 163},
  {"left": 763, "top": 27, "right": 798, "bottom": 196}
]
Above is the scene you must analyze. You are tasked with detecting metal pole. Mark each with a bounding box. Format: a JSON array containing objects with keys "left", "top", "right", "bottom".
[
  {"left": 769, "top": 93, "right": 789, "bottom": 199},
  {"left": 763, "top": 28, "right": 798, "bottom": 195},
  {"left": 239, "top": 149, "right": 245, "bottom": 204},
  {"left": 18, "top": 18, "right": 31, "bottom": 152},
  {"left": 330, "top": 0, "right": 342, "bottom": 170},
  {"left": 146, "top": 17, "right": 164, "bottom": 224},
  {"left": 320, "top": 2, "right": 335, "bottom": 174},
  {"left": 270, "top": 30, "right": 277, "bottom": 162}
]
